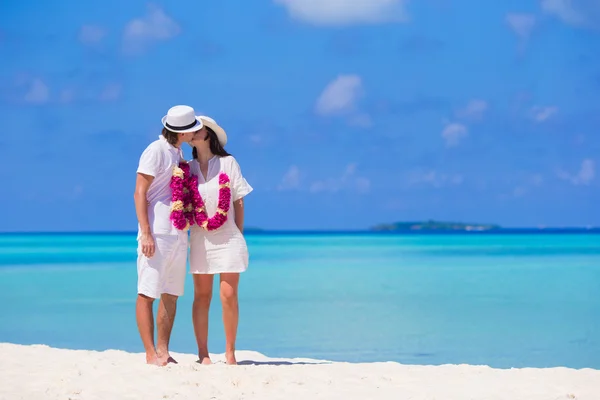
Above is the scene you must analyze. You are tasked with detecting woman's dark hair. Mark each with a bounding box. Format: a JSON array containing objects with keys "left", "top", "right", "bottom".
[
  {"left": 161, "top": 127, "right": 179, "bottom": 146},
  {"left": 192, "top": 127, "right": 231, "bottom": 159}
]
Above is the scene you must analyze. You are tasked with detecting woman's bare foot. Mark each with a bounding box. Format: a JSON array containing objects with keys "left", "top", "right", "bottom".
[
  {"left": 225, "top": 351, "right": 237, "bottom": 365},
  {"left": 198, "top": 356, "right": 212, "bottom": 365},
  {"left": 198, "top": 350, "right": 212, "bottom": 365}
]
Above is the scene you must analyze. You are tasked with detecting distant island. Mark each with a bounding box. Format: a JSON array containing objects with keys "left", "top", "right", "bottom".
[{"left": 371, "top": 220, "right": 501, "bottom": 232}]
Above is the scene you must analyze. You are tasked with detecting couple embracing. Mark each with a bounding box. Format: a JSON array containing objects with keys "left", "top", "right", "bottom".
[{"left": 133, "top": 105, "right": 253, "bottom": 366}]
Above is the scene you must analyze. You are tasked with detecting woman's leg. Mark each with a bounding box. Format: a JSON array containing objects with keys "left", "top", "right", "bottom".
[
  {"left": 220, "top": 273, "right": 240, "bottom": 365},
  {"left": 192, "top": 274, "right": 214, "bottom": 364}
]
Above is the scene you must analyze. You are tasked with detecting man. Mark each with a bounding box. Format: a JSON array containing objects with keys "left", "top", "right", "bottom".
[{"left": 133, "top": 105, "right": 205, "bottom": 366}]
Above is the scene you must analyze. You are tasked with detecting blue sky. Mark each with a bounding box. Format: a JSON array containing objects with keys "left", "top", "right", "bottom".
[{"left": 0, "top": 0, "right": 598, "bottom": 231}]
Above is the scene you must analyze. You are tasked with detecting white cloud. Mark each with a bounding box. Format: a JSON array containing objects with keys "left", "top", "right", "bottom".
[
  {"left": 506, "top": 13, "right": 536, "bottom": 39},
  {"left": 407, "top": 170, "right": 463, "bottom": 188},
  {"left": 278, "top": 165, "right": 301, "bottom": 191},
  {"left": 541, "top": 0, "right": 587, "bottom": 26},
  {"left": 355, "top": 177, "right": 371, "bottom": 193},
  {"left": 531, "top": 174, "right": 544, "bottom": 186},
  {"left": 278, "top": 163, "right": 370, "bottom": 194},
  {"left": 443, "top": 100, "right": 484, "bottom": 147},
  {"left": 310, "top": 163, "right": 370, "bottom": 194},
  {"left": 456, "top": 99, "right": 488, "bottom": 120},
  {"left": 531, "top": 106, "right": 558, "bottom": 122},
  {"left": 123, "top": 5, "right": 180, "bottom": 54},
  {"left": 274, "top": 0, "right": 409, "bottom": 26},
  {"left": 512, "top": 186, "right": 528, "bottom": 197},
  {"left": 557, "top": 159, "right": 595, "bottom": 185},
  {"left": 315, "top": 74, "right": 372, "bottom": 127},
  {"left": 315, "top": 74, "right": 363, "bottom": 116},
  {"left": 308, "top": 181, "right": 327, "bottom": 193},
  {"left": 348, "top": 113, "right": 373, "bottom": 128},
  {"left": 441, "top": 122, "right": 468, "bottom": 147},
  {"left": 59, "top": 88, "right": 76, "bottom": 103},
  {"left": 99, "top": 83, "right": 122, "bottom": 101},
  {"left": 495, "top": 172, "right": 546, "bottom": 200},
  {"left": 505, "top": 174, "right": 544, "bottom": 198},
  {"left": 24, "top": 78, "right": 49, "bottom": 104},
  {"left": 79, "top": 25, "right": 106, "bottom": 45},
  {"left": 249, "top": 135, "right": 262, "bottom": 144}
]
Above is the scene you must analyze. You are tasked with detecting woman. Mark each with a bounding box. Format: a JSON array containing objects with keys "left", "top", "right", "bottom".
[{"left": 188, "top": 115, "right": 253, "bottom": 365}]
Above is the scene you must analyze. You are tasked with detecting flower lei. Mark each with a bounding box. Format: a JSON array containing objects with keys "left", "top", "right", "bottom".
[
  {"left": 191, "top": 172, "right": 231, "bottom": 231},
  {"left": 169, "top": 162, "right": 195, "bottom": 231},
  {"left": 169, "top": 161, "right": 231, "bottom": 232}
]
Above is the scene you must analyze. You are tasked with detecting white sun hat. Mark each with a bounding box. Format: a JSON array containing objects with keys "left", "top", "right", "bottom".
[
  {"left": 161, "top": 105, "right": 203, "bottom": 133},
  {"left": 197, "top": 115, "right": 227, "bottom": 146}
]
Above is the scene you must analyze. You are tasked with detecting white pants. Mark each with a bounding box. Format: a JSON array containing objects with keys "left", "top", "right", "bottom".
[{"left": 137, "top": 233, "right": 188, "bottom": 299}]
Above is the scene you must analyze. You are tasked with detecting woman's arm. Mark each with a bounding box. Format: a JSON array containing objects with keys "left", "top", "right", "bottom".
[{"left": 233, "top": 198, "right": 244, "bottom": 233}]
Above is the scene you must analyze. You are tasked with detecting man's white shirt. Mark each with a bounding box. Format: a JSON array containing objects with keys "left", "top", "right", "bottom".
[{"left": 136, "top": 136, "right": 183, "bottom": 237}]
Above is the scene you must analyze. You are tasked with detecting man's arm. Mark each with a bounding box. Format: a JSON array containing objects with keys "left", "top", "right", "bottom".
[
  {"left": 134, "top": 172, "right": 155, "bottom": 257},
  {"left": 233, "top": 198, "right": 244, "bottom": 233}
]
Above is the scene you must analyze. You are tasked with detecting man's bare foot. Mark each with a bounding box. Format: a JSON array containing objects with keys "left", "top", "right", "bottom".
[
  {"left": 225, "top": 351, "right": 237, "bottom": 365},
  {"left": 157, "top": 350, "right": 177, "bottom": 365},
  {"left": 146, "top": 353, "right": 167, "bottom": 366}
]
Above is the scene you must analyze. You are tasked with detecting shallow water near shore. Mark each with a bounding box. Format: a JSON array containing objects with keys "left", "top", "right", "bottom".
[{"left": 1, "top": 232, "right": 599, "bottom": 369}]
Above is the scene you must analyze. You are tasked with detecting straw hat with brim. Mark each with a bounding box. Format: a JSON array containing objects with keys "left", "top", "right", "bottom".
[
  {"left": 161, "top": 105, "right": 203, "bottom": 133},
  {"left": 197, "top": 115, "right": 227, "bottom": 146}
]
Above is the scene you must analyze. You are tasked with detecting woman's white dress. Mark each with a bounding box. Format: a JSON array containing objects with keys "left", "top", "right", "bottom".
[{"left": 189, "top": 156, "right": 253, "bottom": 274}]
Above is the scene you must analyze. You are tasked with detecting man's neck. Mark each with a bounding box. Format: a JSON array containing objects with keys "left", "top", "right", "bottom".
[{"left": 173, "top": 139, "right": 184, "bottom": 149}]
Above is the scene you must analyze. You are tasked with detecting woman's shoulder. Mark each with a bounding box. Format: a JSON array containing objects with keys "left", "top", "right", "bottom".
[
  {"left": 220, "top": 155, "right": 236, "bottom": 162},
  {"left": 220, "top": 155, "right": 241, "bottom": 167}
]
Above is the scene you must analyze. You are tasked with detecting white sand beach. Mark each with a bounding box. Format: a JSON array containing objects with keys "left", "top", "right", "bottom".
[{"left": 1, "top": 343, "right": 599, "bottom": 400}]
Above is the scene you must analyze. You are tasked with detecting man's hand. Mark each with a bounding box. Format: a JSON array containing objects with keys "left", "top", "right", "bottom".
[
  {"left": 140, "top": 232, "right": 156, "bottom": 258},
  {"left": 134, "top": 172, "right": 155, "bottom": 256}
]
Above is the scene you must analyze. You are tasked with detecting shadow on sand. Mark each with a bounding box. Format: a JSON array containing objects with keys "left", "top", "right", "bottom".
[{"left": 237, "top": 360, "right": 331, "bottom": 366}]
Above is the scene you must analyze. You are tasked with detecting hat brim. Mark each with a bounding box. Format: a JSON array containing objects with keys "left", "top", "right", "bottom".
[
  {"left": 161, "top": 116, "right": 204, "bottom": 133},
  {"left": 198, "top": 116, "right": 227, "bottom": 146}
]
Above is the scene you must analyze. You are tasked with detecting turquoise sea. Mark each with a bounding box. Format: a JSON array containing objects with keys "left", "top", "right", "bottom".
[{"left": 0, "top": 232, "right": 599, "bottom": 369}]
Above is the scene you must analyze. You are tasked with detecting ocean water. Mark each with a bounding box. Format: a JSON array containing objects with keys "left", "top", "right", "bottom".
[{"left": 0, "top": 232, "right": 599, "bottom": 369}]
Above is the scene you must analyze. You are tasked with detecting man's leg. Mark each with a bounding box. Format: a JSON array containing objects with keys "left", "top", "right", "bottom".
[
  {"left": 156, "top": 293, "right": 178, "bottom": 364},
  {"left": 156, "top": 233, "right": 188, "bottom": 364},
  {"left": 136, "top": 294, "right": 164, "bottom": 365},
  {"left": 136, "top": 236, "right": 167, "bottom": 366}
]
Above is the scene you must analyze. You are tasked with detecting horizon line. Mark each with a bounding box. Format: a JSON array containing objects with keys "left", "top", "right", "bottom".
[{"left": 0, "top": 227, "right": 599, "bottom": 235}]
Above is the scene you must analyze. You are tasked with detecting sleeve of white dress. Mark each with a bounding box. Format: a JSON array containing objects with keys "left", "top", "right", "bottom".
[{"left": 229, "top": 157, "right": 253, "bottom": 201}]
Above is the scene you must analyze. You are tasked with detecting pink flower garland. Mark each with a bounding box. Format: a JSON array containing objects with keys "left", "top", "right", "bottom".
[
  {"left": 169, "top": 161, "right": 194, "bottom": 231},
  {"left": 169, "top": 161, "right": 232, "bottom": 232},
  {"left": 191, "top": 173, "right": 231, "bottom": 231}
]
